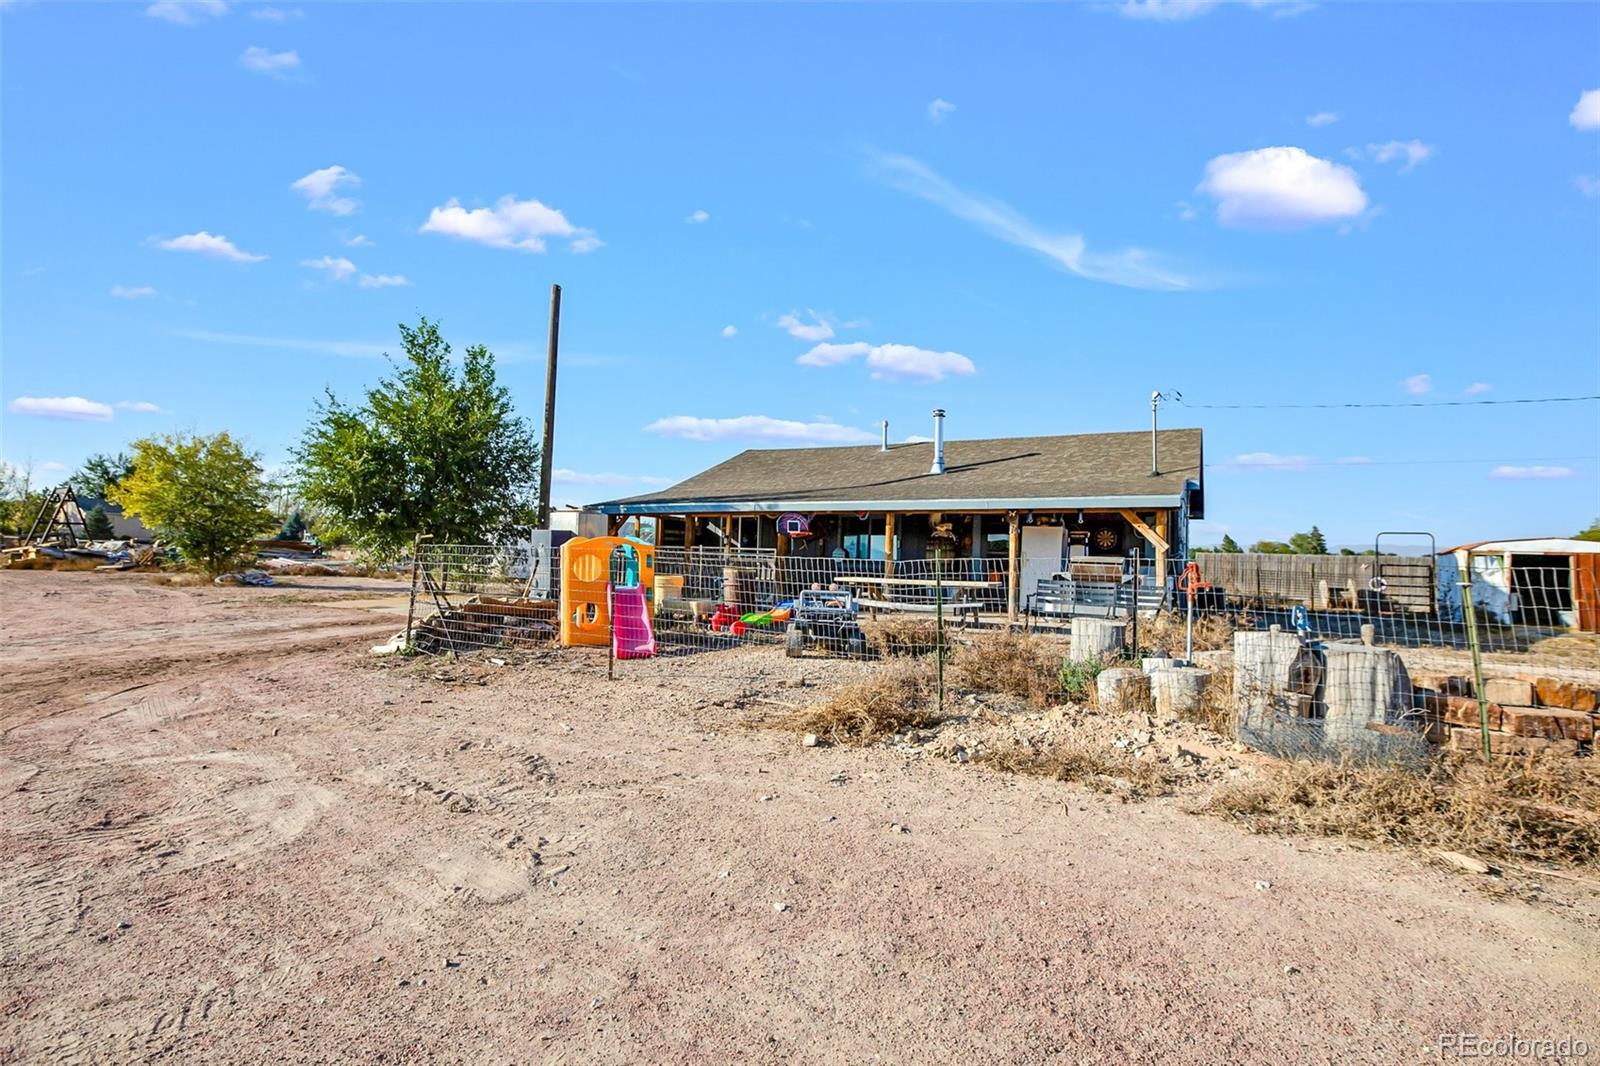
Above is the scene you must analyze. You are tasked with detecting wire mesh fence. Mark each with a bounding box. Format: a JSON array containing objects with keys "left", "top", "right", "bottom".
[{"left": 405, "top": 541, "right": 558, "bottom": 656}]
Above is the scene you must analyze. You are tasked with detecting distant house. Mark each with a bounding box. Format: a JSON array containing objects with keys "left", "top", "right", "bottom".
[
  {"left": 590, "top": 414, "right": 1204, "bottom": 617},
  {"left": 1437, "top": 538, "right": 1600, "bottom": 632}
]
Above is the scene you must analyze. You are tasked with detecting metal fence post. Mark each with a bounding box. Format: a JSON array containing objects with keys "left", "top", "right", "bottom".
[
  {"left": 935, "top": 547, "right": 945, "bottom": 716},
  {"left": 404, "top": 532, "right": 429, "bottom": 650},
  {"left": 1459, "top": 554, "right": 1491, "bottom": 762}
]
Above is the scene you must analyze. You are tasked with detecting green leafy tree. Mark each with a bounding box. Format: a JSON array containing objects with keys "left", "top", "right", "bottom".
[
  {"left": 293, "top": 318, "right": 541, "bottom": 557},
  {"left": 1287, "top": 525, "right": 1329, "bottom": 555},
  {"left": 109, "top": 432, "right": 275, "bottom": 575},
  {"left": 279, "top": 509, "right": 308, "bottom": 541},
  {"left": 73, "top": 451, "right": 135, "bottom": 500},
  {"left": 1576, "top": 518, "right": 1600, "bottom": 543},
  {"left": 0, "top": 462, "right": 50, "bottom": 537},
  {"left": 83, "top": 505, "right": 116, "bottom": 540},
  {"left": 1249, "top": 539, "right": 1293, "bottom": 554},
  {"left": 1218, "top": 533, "right": 1243, "bottom": 553}
]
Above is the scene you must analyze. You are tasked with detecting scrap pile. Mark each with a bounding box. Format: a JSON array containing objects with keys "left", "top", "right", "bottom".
[{"left": 411, "top": 596, "right": 560, "bottom": 655}]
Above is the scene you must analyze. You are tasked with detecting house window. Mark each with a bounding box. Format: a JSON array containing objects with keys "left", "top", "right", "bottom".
[{"left": 839, "top": 515, "right": 887, "bottom": 560}]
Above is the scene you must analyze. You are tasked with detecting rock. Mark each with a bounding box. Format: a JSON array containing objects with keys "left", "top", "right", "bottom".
[
  {"left": 772, "top": 901, "right": 790, "bottom": 913},
  {"left": 1283, "top": 965, "right": 1300, "bottom": 976},
  {"left": 1533, "top": 677, "right": 1599, "bottom": 713},
  {"left": 1254, "top": 880, "right": 1271, "bottom": 892},
  {"left": 1435, "top": 851, "right": 1493, "bottom": 875},
  {"left": 1483, "top": 677, "right": 1535, "bottom": 707},
  {"left": 802, "top": 733, "right": 819, "bottom": 747},
  {"left": 1500, "top": 705, "right": 1594, "bottom": 742},
  {"left": 1359, "top": 623, "right": 1377, "bottom": 646}
]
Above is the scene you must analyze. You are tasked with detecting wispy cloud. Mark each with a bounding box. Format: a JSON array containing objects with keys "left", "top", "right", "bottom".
[
  {"left": 301, "top": 254, "right": 356, "bottom": 281},
  {"left": 721, "top": 325, "right": 738, "bottom": 338},
  {"left": 1570, "top": 89, "right": 1600, "bottom": 131},
  {"left": 645, "top": 415, "right": 875, "bottom": 446},
  {"left": 156, "top": 231, "right": 266, "bottom": 262},
  {"left": 872, "top": 152, "right": 1193, "bottom": 290},
  {"left": 775, "top": 310, "right": 838, "bottom": 342},
  {"left": 358, "top": 273, "right": 412, "bottom": 289},
  {"left": 1228, "top": 451, "right": 1313, "bottom": 471},
  {"left": 926, "top": 98, "right": 956, "bottom": 123},
  {"left": 1114, "top": 0, "right": 1307, "bottom": 20},
  {"left": 111, "top": 284, "right": 158, "bottom": 299},
  {"left": 250, "top": 5, "right": 302, "bottom": 20},
  {"left": 551, "top": 469, "right": 672, "bottom": 487},
  {"left": 1305, "top": 111, "right": 1339, "bottom": 127},
  {"left": 1402, "top": 373, "right": 1432, "bottom": 395},
  {"left": 1198, "top": 146, "right": 1367, "bottom": 229},
  {"left": 1489, "top": 465, "right": 1574, "bottom": 480},
  {"left": 171, "top": 328, "right": 386, "bottom": 359},
  {"left": 1575, "top": 175, "right": 1600, "bottom": 199},
  {"left": 144, "top": 0, "right": 225, "bottom": 25},
  {"left": 339, "top": 231, "right": 373, "bottom": 247},
  {"left": 1366, "top": 139, "right": 1435, "bottom": 174},
  {"left": 239, "top": 45, "right": 300, "bottom": 78},
  {"left": 8, "top": 396, "right": 114, "bottom": 422},
  {"left": 116, "top": 400, "right": 170, "bottom": 414},
  {"left": 797, "top": 341, "right": 977, "bottom": 383},
  {"left": 421, "top": 194, "right": 600, "bottom": 253},
  {"left": 685, "top": 209, "right": 710, "bottom": 224},
  {"left": 291, "top": 165, "right": 360, "bottom": 215},
  {"left": 1463, "top": 382, "right": 1492, "bottom": 396}
]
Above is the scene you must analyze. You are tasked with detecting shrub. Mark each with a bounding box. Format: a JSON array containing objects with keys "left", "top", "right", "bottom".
[
  {"left": 83, "top": 505, "right": 115, "bottom": 540},
  {"left": 950, "top": 631, "right": 1065, "bottom": 706},
  {"left": 785, "top": 660, "right": 938, "bottom": 746},
  {"left": 1057, "top": 656, "right": 1108, "bottom": 703}
]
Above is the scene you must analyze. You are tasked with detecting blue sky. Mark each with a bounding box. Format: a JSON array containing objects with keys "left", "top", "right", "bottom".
[{"left": 3, "top": 0, "right": 1597, "bottom": 549}]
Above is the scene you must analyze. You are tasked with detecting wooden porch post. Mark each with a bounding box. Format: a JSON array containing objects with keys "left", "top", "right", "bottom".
[
  {"left": 1007, "top": 510, "right": 1021, "bottom": 623},
  {"left": 1155, "top": 510, "right": 1170, "bottom": 585},
  {"left": 884, "top": 512, "right": 897, "bottom": 577},
  {"left": 684, "top": 515, "right": 697, "bottom": 549}
]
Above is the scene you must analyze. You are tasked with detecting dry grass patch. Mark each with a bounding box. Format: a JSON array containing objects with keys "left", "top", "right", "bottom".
[
  {"left": 1206, "top": 753, "right": 1600, "bottom": 867},
  {"left": 1136, "top": 610, "right": 1238, "bottom": 659},
  {"left": 950, "top": 631, "right": 1066, "bottom": 707},
  {"left": 784, "top": 659, "right": 939, "bottom": 746},
  {"left": 859, "top": 616, "right": 941, "bottom": 657},
  {"left": 975, "top": 739, "right": 1175, "bottom": 800}
]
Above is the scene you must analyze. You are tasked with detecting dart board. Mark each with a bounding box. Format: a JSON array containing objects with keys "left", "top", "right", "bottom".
[{"left": 1089, "top": 525, "right": 1121, "bottom": 554}]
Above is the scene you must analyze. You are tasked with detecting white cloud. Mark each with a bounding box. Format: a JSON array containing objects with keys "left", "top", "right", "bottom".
[
  {"left": 686, "top": 209, "right": 710, "bottom": 224},
  {"left": 339, "top": 231, "right": 372, "bottom": 247},
  {"left": 551, "top": 469, "right": 671, "bottom": 487},
  {"left": 1305, "top": 111, "right": 1339, "bottom": 127},
  {"left": 291, "top": 165, "right": 360, "bottom": 215},
  {"left": 1570, "top": 89, "right": 1600, "bottom": 131},
  {"left": 1335, "top": 455, "right": 1373, "bottom": 465},
  {"left": 250, "top": 6, "right": 302, "bottom": 20},
  {"left": 420, "top": 195, "right": 599, "bottom": 253},
  {"left": 1366, "top": 139, "right": 1435, "bottom": 174},
  {"left": 1489, "top": 465, "right": 1574, "bottom": 480},
  {"left": 1230, "top": 452, "right": 1312, "bottom": 471},
  {"left": 144, "top": 0, "right": 225, "bottom": 24},
  {"left": 1401, "top": 373, "right": 1432, "bottom": 395},
  {"left": 721, "top": 325, "right": 737, "bottom": 338},
  {"left": 115, "top": 400, "right": 169, "bottom": 414},
  {"left": 358, "top": 273, "right": 412, "bottom": 288},
  {"left": 172, "top": 327, "right": 386, "bottom": 359},
  {"left": 873, "top": 153, "right": 1192, "bottom": 290},
  {"left": 8, "top": 396, "right": 114, "bottom": 422},
  {"left": 1575, "top": 176, "right": 1600, "bottom": 198},
  {"left": 796, "top": 341, "right": 977, "bottom": 383},
  {"left": 644, "top": 415, "right": 875, "bottom": 445},
  {"left": 1463, "top": 382, "right": 1492, "bottom": 396},
  {"left": 300, "top": 255, "right": 356, "bottom": 281},
  {"left": 239, "top": 45, "right": 300, "bottom": 77},
  {"left": 157, "top": 231, "right": 266, "bottom": 262},
  {"left": 1115, "top": 0, "right": 1304, "bottom": 20},
  {"left": 927, "top": 98, "right": 956, "bottom": 123},
  {"left": 776, "top": 310, "right": 837, "bottom": 342},
  {"left": 1198, "top": 146, "right": 1367, "bottom": 229},
  {"left": 110, "top": 284, "right": 157, "bottom": 299}
]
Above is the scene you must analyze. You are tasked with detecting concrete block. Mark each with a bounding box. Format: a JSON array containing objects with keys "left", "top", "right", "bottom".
[
  {"left": 1500, "top": 705, "right": 1594, "bottom": 742},
  {"left": 1533, "top": 678, "right": 1599, "bottom": 714},
  {"left": 1447, "top": 727, "right": 1580, "bottom": 758},
  {"left": 1483, "top": 677, "right": 1535, "bottom": 707}
]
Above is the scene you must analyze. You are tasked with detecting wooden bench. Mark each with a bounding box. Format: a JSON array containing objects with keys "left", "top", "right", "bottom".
[{"left": 858, "top": 598, "right": 982, "bottom": 623}]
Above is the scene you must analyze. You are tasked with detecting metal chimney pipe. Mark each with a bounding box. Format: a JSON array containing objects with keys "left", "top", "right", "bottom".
[
  {"left": 929, "top": 408, "right": 947, "bottom": 475},
  {"left": 1150, "top": 390, "right": 1160, "bottom": 476},
  {"left": 881, "top": 420, "right": 890, "bottom": 452}
]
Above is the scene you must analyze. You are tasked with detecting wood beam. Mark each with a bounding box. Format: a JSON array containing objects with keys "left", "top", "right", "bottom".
[
  {"left": 1007, "top": 510, "right": 1021, "bottom": 623},
  {"left": 684, "top": 515, "right": 697, "bottom": 549},
  {"left": 884, "top": 512, "right": 897, "bottom": 578},
  {"left": 1154, "top": 510, "right": 1170, "bottom": 584},
  {"left": 1118, "top": 509, "right": 1169, "bottom": 555}
]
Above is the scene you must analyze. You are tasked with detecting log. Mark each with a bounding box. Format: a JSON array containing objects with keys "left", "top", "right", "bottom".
[
  {"left": 1096, "top": 668, "right": 1151, "bottom": 713},
  {"left": 1321, "top": 643, "right": 1413, "bottom": 748},
  {"left": 1069, "top": 618, "right": 1126, "bottom": 663},
  {"left": 1150, "top": 667, "right": 1209, "bottom": 719}
]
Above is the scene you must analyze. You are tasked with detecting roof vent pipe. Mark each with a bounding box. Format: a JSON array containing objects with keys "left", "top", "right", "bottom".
[
  {"left": 929, "top": 408, "right": 947, "bottom": 475},
  {"left": 881, "top": 420, "right": 890, "bottom": 452}
]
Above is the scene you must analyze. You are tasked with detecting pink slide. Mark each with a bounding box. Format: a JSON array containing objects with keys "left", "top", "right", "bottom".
[{"left": 609, "top": 584, "right": 657, "bottom": 659}]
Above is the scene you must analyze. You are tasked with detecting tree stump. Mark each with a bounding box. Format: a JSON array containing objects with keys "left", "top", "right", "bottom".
[
  {"left": 1069, "top": 618, "right": 1126, "bottom": 663},
  {"left": 1141, "top": 656, "right": 1181, "bottom": 674},
  {"left": 1234, "top": 630, "right": 1322, "bottom": 756},
  {"left": 1096, "top": 668, "right": 1151, "bottom": 713},
  {"left": 1150, "top": 667, "right": 1208, "bottom": 719},
  {"left": 1321, "top": 643, "right": 1413, "bottom": 748}
]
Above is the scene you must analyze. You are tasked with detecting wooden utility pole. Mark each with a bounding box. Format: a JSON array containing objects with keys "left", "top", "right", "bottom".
[{"left": 536, "top": 283, "right": 562, "bottom": 530}]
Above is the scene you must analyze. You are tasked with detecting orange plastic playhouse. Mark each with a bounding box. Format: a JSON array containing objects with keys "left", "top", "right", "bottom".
[{"left": 559, "top": 536, "right": 656, "bottom": 647}]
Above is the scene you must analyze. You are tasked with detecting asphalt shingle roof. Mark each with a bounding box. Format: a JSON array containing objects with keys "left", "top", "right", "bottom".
[{"left": 595, "top": 427, "right": 1202, "bottom": 513}]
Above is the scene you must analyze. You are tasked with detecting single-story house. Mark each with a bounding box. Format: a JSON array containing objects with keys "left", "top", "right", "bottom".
[
  {"left": 1437, "top": 537, "right": 1600, "bottom": 632},
  {"left": 590, "top": 415, "right": 1204, "bottom": 618}
]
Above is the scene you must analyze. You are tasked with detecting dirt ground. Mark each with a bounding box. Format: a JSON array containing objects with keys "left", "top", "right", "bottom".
[{"left": 2, "top": 571, "right": 1597, "bottom": 1064}]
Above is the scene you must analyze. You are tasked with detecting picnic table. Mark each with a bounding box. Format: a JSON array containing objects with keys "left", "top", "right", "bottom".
[{"left": 836, "top": 575, "right": 998, "bottom": 621}]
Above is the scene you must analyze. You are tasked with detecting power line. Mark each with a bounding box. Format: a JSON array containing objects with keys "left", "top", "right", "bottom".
[{"left": 1172, "top": 393, "right": 1600, "bottom": 411}]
